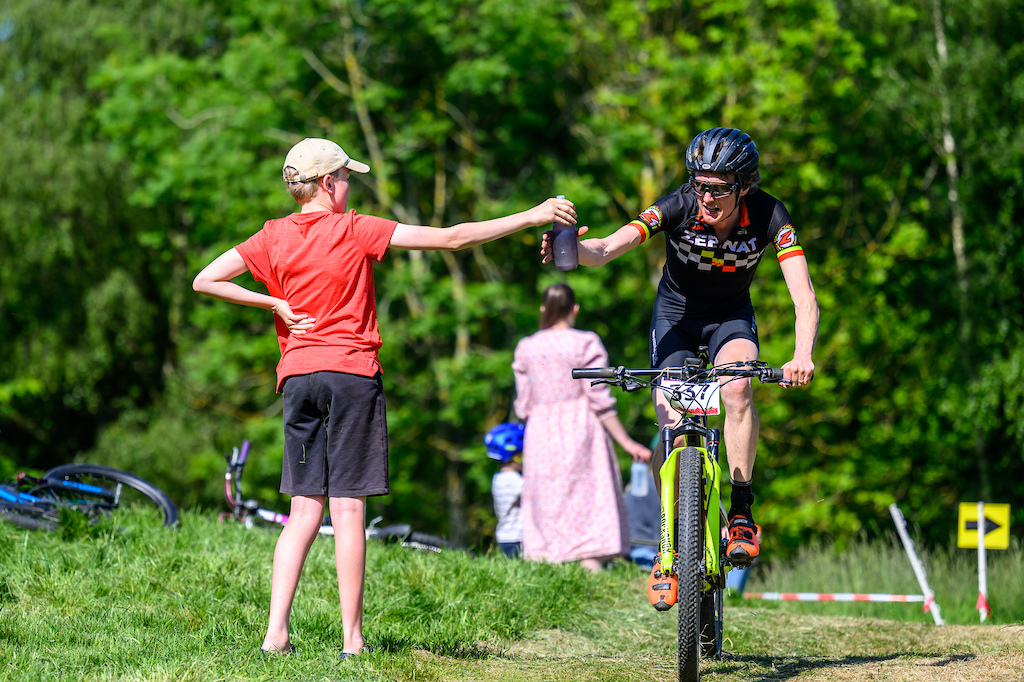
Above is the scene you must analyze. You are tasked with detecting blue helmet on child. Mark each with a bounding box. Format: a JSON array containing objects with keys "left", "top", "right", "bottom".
[{"left": 484, "top": 422, "right": 525, "bottom": 462}]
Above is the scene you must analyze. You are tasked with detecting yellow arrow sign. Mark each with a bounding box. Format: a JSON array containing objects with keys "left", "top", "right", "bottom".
[{"left": 958, "top": 503, "right": 1010, "bottom": 550}]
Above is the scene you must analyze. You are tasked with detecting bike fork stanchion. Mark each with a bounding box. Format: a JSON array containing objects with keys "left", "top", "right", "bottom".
[
  {"left": 705, "top": 428, "right": 723, "bottom": 568},
  {"left": 657, "top": 445, "right": 681, "bottom": 594}
]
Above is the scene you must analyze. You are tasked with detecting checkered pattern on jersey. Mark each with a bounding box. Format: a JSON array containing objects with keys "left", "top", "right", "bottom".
[{"left": 671, "top": 238, "right": 765, "bottom": 273}]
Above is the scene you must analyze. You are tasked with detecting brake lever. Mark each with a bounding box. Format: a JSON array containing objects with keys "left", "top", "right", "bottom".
[{"left": 621, "top": 378, "right": 645, "bottom": 392}]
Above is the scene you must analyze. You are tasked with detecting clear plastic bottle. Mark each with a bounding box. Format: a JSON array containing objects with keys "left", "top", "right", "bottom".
[
  {"left": 550, "top": 194, "right": 578, "bottom": 271},
  {"left": 630, "top": 461, "right": 649, "bottom": 497}
]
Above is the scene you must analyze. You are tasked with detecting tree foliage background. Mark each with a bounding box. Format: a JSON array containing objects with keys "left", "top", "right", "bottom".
[{"left": 2, "top": 0, "right": 1022, "bottom": 555}]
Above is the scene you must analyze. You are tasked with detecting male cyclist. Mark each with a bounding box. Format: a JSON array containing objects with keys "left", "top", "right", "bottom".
[{"left": 542, "top": 127, "right": 818, "bottom": 609}]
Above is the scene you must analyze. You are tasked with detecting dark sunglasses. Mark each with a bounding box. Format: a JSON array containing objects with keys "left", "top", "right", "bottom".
[{"left": 688, "top": 178, "right": 739, "bottom": 198}]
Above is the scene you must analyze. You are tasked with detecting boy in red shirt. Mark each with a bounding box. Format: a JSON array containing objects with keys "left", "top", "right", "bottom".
[{"left": 193, "top": 138, "right": 575, "bottom": 657}]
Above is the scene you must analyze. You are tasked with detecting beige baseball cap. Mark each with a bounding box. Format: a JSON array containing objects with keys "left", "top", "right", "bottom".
[{"left": 282, "top": 138, "right": 370, "bottom": 182}]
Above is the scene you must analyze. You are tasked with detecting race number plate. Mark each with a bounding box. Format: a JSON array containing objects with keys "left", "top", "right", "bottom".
[{"left": 664, "top": 380, "right": 721, "bottom": 416}]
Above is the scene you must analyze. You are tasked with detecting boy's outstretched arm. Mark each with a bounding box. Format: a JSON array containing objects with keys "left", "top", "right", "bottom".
[
  {"left": 193, "top": 248, "right": 315, "bottom": 334},
  {"left": 389, "top": 197, "right": 575, "bottom": 251}
]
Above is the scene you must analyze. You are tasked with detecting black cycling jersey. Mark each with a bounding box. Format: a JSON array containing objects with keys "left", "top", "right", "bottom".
[{"left": 628, "top": 185, "right": 804, "bottom": 316}]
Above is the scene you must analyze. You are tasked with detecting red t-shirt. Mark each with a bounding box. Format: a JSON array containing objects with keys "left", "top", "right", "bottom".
[{"left": 236, "top": 210, "right": 398, "bottom": 392}]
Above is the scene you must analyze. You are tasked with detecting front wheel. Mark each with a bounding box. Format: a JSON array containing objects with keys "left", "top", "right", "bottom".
[
  {"left": 676, "top": 447, "right": 703, "bottom": 682},
  {"left": 39, "top": 464, "right": 180, "bottom": 528}
]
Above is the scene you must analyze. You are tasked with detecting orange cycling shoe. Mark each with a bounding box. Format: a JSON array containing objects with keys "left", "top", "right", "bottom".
[
  {"left": 726, "top": 516, "right": 760, "bottom": 563},
  {"left": 647, "top": 553, "right": 678, "bottom": 611}
]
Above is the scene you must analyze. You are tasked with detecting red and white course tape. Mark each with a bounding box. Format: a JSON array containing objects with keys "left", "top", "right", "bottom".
[{"left": 745, "top": 592, "right": 926, "bottom": 603}]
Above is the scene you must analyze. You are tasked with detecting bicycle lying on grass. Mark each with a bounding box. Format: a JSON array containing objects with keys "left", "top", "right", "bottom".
[
  {"left": 221, "top": 440, "right": 462, "bottom": 553},
  {"left": 573, "top": 353, "right": 784, "bottom": 681},
  {"left": 0, "top": 464, "right": 180, "bottom": 531}
]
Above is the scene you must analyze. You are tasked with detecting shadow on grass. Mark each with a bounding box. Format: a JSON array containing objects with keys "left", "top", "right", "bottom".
[
  {"left": 372, "top": 634, "right": 492, "bottom": 660},
  {"left": 708, "top": 652, "right": 976, "bottom": 680}
]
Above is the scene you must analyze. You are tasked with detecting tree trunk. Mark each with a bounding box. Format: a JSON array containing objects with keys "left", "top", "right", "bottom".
[{"left": 930, "top": 0, "right": 989, "bottom": 499}]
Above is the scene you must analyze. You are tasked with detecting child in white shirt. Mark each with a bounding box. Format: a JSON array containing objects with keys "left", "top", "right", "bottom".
[{"left": 485, "top": 422, "right": 524, "bottom": 557}]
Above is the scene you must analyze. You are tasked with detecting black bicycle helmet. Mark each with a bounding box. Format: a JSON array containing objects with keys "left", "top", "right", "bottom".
[{"left": 685, "top": 127, "right": 759, "bottom": 176}]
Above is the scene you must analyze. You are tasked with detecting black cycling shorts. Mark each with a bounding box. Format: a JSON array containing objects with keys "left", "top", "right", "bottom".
[
  {"left": 649, "top": 297, "right": 759, "bottom": 369},
  {"left": 280, "top": 371, "right": 389, "bottom": 498}
]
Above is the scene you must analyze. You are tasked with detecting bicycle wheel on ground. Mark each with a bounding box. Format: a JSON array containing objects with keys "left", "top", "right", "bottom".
[
  {"left": 402, "top": 531, "right": 462, "bottom": 553},
  {"left": 39, "top": 464, "right": 180, "bottom": 528},
  {"left": 369, "top": 523, "right": 463, "bottom": 554},
  {"left": 676, "top": 446, "right": 703, "bottom": 682}
]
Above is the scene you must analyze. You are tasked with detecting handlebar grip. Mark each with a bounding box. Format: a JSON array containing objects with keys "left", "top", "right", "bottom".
[
  {"left": 765, "top": 367, "right": 785, "bottom": 382},
  {"left": 572, "top": 367, "right": 618, "bottom": 379},
  {"left": 239, "top": 440, "right": 251, "bottom": 464}
]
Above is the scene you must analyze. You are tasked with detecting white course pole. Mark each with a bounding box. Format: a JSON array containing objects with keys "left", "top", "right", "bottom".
[
  {"left": 888, "top": 503, "right": 945, "bottom": 625},
  {"left": 977, "top": 500, "right": 990, "bottom": 622}
]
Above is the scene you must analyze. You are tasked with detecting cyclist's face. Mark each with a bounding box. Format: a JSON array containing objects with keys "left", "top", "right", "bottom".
[{"left": 692, "top": 172, "right": 746, "bottom": 226}]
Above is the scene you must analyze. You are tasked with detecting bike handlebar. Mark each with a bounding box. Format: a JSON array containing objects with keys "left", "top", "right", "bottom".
[
  {"left": 572, "top": 363, "right": 787, "bottom": 383},
  {"left": 571, "top": 367, "right": 620, "bottom": 379}
]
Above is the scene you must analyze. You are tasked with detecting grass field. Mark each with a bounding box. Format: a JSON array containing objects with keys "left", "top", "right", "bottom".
[{"left": 0, "top": 510, "right": 1021, "bottom": 681}]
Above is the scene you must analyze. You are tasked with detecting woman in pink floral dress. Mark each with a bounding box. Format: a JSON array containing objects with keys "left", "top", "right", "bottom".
[{"left": 513, "top": 284, "right": 652, "bottom": 573}]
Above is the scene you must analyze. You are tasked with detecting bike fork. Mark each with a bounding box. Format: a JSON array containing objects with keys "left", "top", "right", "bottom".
[
  {"left": 704, "top": 428, "right": 723, "bottom": 588},
  {"left": 658, "top": 442, "right": 718, "bottom": 578},
  {"left": 657, "top": 446, "right": 680, "bottom": 573},
  {"left": 658, "top": 427, "right": 724, "bottom": 584}
]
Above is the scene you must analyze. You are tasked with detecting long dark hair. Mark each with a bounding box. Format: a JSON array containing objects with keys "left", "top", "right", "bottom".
[{"left": 539, "top": 283, "right": 576, "bottom": 329}]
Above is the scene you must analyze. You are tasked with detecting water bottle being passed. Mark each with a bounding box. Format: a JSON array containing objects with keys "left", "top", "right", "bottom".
[{"left": 550, "top": 194, "right": 578, "bottom": 271}]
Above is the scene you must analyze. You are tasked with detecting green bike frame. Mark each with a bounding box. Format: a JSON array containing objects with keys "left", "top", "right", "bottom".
[{"left": 657, "top": 442, "right": 725, "bottom": 588}]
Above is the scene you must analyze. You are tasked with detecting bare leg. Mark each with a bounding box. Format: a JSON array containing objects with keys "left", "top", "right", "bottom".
[
  {"left": 262, "top": 494, "right": 326, "bottom": 652},
  {"left": 330, "top": 496, "right": 367, "bottom": 655},
  {"left": 714, "top": 339, "right": 759, "bottom": 483},
  {"left": 652, "top": 390, "right": 685, "bottom": 496}
]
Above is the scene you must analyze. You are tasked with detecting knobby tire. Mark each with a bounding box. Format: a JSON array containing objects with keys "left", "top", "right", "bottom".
[
  {"left": 677, "top": 447, "right": 703, "bottom": 682},
  {"left": 41, "top": 464, "right": 180, "bottom": 528}
]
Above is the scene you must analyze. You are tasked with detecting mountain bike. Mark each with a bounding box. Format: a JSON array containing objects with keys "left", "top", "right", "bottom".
[
  {"left": 0, "top": 464, "right": 180, "bottom": 531},
  {"left": 573, "top": 354, "right": 784, "bottom": 681},
  {"left": 221, "top": 440, "right": 461, "bottom": 553}
]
